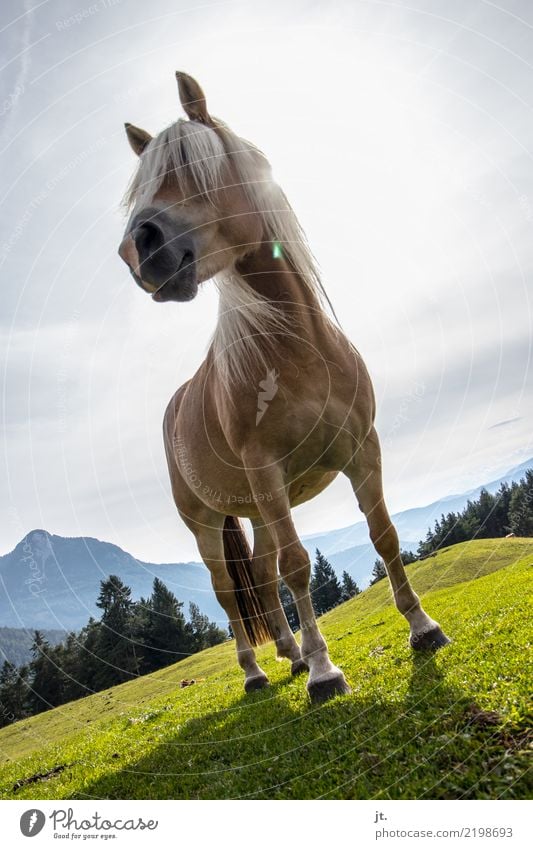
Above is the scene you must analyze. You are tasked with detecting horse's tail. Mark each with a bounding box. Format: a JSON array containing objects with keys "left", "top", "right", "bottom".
[{"left": 222, "top": 515, "right": 274, "bottom": 647}]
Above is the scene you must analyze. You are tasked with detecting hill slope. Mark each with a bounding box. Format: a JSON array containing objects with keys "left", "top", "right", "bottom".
[{"left": 0, "top": 538, "right": 531, "bottom": 800}]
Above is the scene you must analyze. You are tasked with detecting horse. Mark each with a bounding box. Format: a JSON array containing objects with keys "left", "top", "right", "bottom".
[{"left": 118, "top": 72, "right": 450, "bottom": 703}]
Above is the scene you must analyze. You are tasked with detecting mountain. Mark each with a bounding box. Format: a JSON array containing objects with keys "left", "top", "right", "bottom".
[
  {"left": 0, "top": 627, "right": 67, "bottom": 667},
  {"left": 0, "top": 530, "right": 224, "bottom": 632},
  {"left": 303, "top": 457, "right": 533, "bottom": 586}
]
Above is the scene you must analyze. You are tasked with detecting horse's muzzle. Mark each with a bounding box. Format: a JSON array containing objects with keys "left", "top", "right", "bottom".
[{"left": 118, "top": 209, "right": 198, "bottom": 303}]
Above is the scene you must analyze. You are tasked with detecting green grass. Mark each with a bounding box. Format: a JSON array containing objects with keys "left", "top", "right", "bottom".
[{"left": 0, "top": 538, "right": 531, "bottom": 800}]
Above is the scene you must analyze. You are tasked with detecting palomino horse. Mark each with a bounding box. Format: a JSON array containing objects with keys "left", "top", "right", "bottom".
[{"left": 118, "top": 72, "right": 450, "bottom": 703}]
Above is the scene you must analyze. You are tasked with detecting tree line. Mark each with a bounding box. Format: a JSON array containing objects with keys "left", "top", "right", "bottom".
[
  {"left": 417, "top": 470, "right": 533, "bottom": 557},
  {"left": 368, "top": 469, "right": 533, "bottom": 584},
  {"left": 279, "top": 549, "right": 362, "bottom": 630},
  {"left": 0, "top": 575, "right": 226, "bottom": 728}
]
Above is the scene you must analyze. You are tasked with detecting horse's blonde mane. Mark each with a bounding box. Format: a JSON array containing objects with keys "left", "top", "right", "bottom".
[{"left": 124, "top": 118, "right": 336, "bottom": 387}]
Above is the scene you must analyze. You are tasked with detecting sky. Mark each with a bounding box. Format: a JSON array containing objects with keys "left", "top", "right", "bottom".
[{"left": 1, "top": 0, "right": 532, "bottom": 563}]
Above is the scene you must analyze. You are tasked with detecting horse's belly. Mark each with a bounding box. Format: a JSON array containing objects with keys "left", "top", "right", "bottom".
[
  {"left": 288, "top": 470, "right": 338, "bottom": 506},
  {"left": 172, "top": 432, "right": 337, "bottom": 518}
]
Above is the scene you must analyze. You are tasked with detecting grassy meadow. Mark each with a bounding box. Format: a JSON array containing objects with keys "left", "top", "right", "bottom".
[{"left": 0, "top": 538, "right": 531, "bottom": 800}]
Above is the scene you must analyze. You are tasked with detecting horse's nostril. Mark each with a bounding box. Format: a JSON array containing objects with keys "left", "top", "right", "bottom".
[{"left": 134, "top": 221, "right": 164, "bottom": 257}]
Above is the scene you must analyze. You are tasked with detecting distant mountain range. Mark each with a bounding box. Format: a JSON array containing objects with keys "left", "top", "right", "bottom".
[
  {"left": 1, "top": 457, "right": 530, "bottom": 632},
  {"left": 302, "top": 456, "right": 533, "bottom": 587}
]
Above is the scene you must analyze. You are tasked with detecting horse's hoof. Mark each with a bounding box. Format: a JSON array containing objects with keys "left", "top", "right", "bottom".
[
  {"left": 410, "top": 626, "right": 451, "bottom": 651},
  {"left": 244, "top": 673, "right": 269, "bottom": 693},
  {"left": 291, "top": 658, "right": 309, "bottom": 676},
  {"left": 307, "top": 672, "right": 351, "bottom": 704}
]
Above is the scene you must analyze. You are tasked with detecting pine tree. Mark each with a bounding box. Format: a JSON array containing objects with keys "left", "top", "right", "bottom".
[
  {"left": 493, "top": 482, "right": 513, "bottom": 532},
  {"left": 93, "top": 576, "right": 139, "bottom": 688},
  {"left": 278, "top": 579, "right": 299, "bottom": 630},
  {"left": 340, "top": 571, "right": 360, "bottom": 601},
  {"left": 186, "top": 602, "right": 227, "bottom": 653},
  {"left": 139, "top": 578, "right": 189, "bottom": 672},
  {"left": 310, "top": 549, "right": 342, "bottom": 615},
  {"left": 27, "top": 632, "right": 64, "bottom": 714},
  {"left": 55, "top": 632, "right": 87, "bottom": 703},
  {"left": 509, "top": 471, "right": 533, "bottom": 535},
  {"left": 400, "top": 549, "right": 417, "bottom": 565},
  {"left": 0, "top": 661, "right": 28, "bottom": 726},
  {"left": 370, "top": 559, "right": 387, "bottom": 585},
  {"left": 74, "top": 617, "right": 102, "bottom": 692}
]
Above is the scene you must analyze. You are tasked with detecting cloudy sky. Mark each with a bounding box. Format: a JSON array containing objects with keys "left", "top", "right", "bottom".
[{"left": 1, "top": 0, "right": 532, "bottom": 562}]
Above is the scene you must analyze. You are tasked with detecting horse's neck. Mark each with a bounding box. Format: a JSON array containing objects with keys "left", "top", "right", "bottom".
[
  {"left": 209, "top": 242, "right": 338, "bottom": 390},
  {"left": 234, "top": 242, "right": 329, "bottom": 332}
]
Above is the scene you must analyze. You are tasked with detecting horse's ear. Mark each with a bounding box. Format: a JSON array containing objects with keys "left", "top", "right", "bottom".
[
  {"left": 176, "top": 72, "right": 211, "bottom": 123},
  {"left": 125, "top": 123, "right": 152, "bottom": 156}
]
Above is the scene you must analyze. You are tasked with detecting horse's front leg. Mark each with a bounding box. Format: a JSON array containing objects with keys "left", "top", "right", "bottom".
[
  {"left": 246, "top": 466, "right": 350, "bottom": 703},
  {"left": 187, "top": 515, "right": 269, "bottom": 692}
]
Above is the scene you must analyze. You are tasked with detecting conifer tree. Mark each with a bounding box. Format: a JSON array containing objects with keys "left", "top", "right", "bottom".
[
  {"left": 27, "top": 632, "right": 64, "bottom": 714},
  {"left": 93, "top": 576, "right": 139, "bottom": 688},
  {"left": 370, "top": 559, "right": 387, "bottom": 585},
  {"left": 310, "top": 549, "right": 342, "bottom": 614},
  {"left": 278, "top": 579, "right": 299, "bottom": 630},
  {"left": 140, "top": 578, "right": 189, "bottom": 671},
  {"left": 340, "top": 571, "right": 360, "bottom": 601},
  {"left": 0, "top": 661, "right": 28, "bottom": 726},
  {"left": 186, "top": 602, "right": 227, "bottom": 653}
]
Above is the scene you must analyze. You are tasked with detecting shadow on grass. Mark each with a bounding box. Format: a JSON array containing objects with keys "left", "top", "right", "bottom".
[{"left": 67, "top": 650, "right": 508, "bottom": 801}]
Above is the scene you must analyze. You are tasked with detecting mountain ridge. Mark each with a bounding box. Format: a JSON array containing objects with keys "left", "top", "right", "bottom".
[
  {"left": 302, "top": 456, "right": 533, "bottom": 563},
  {"left": 0, "top": 529, "right": 224, "bottom": 631}
]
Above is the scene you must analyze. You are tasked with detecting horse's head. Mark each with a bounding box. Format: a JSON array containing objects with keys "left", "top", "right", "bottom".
[{"left": 118, "top": 72, "right": 271, "bottom": 302}]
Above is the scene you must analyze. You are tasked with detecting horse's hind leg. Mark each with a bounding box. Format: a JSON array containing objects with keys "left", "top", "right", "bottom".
[
  {"left": 186, "top": 514, "right": 269, "bottom": 691},
  {"left": 251, "top": 521, "right": 307, "bottom": 675},
  {"left": 347, "top": 428, "right": 451, "bottom": 650}
]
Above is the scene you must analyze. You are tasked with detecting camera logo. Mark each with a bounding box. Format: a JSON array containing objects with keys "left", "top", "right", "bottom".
[{"left": 20, "top": 810, "right": 46, "bottom": 837}]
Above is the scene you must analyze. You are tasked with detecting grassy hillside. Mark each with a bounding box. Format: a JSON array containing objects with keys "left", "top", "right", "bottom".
[{"left": 0, "top": 538, "right": 531, "bottom": 800}]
